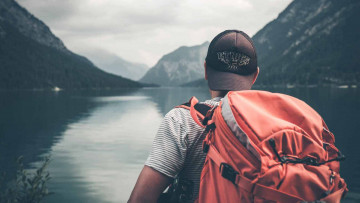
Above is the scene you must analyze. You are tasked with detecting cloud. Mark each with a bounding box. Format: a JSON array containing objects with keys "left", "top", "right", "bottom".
[
  {"left": 17, "top": 0, "right": 292, "bottom": 66},
  {"left": 17, "top": 0, "right": 80, "bottom": 21}
]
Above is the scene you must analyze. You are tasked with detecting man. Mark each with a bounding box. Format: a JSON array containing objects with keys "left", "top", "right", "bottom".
[{"left": 128, "top": 30, "right": 259, "bottom": 203}]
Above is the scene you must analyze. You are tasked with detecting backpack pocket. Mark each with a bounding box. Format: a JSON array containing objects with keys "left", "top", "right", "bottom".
[{"left": 256, "top": 130, "right": 346, "bottom": 202}]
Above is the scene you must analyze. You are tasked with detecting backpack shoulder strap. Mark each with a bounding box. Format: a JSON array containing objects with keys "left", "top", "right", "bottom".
[
  {"left": 178, "top": 102, "right": 212, "bottom": 118},
  {"left": 176, "top": 97, "right": 212, "bottom": 128}
]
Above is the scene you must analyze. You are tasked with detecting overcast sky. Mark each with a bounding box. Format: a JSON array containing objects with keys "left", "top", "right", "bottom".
[{"left": 17, "top": 0, "right": 292, "bottom": 67}]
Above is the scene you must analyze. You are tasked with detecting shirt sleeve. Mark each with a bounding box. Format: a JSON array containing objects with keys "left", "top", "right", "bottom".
[{"left": 145, "top": 108, "right": 188, "bottom": 178}]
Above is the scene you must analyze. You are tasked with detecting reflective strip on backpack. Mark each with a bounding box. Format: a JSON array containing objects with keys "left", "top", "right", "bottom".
[{"left": 221, "top": 95, "right": 261, "bottom": 160}]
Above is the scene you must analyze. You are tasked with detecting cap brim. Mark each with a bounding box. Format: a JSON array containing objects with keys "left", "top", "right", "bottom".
[{"left": 207, "top": 67, "right": 251, "bottom": 91}]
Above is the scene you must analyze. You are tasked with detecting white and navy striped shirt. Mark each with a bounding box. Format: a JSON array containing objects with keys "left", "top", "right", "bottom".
[
  {"left": 145, "top": 97, "right": 221, "bottom": 201},
  {"left": 145, "top": 97, "right": 221, "bottom": 202}
]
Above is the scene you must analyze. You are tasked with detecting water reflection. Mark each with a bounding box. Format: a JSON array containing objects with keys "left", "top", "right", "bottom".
[
  {"left": 0, "top": 87, "right": 359, "bottom": 202},
  {"left": 0, "top": 91, "right": 98, "bottom": 182},
  {"left": 44, "top": 93, "right": 163, "bottom": 202}
]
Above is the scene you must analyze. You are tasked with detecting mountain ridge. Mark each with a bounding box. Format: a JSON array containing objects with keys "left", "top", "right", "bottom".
[
  {"left": 0, "top": 0, "right": 67, "bottom": 52},
  {"left": 82, "top": 49, "right": 149, "bottom": 81},
  {"left": 0, "top": 0, "right": 144, "bottom": 90},
  {"left": 183, "top": 0, "right": 360, "bottom": 88},
  {"left": 140, "top": 41, "right": 209, "bottom": 86},
  {"left": 252, "top": 0, "right": 360, "bottom": 86}
]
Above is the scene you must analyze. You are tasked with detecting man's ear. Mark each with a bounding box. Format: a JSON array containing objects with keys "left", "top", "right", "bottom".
[
  {"left": 204, "top": 61, "right": 208, "bottom": 80},
  {"left": 252, "top": 67, "right": 260, "bottom": 84}
]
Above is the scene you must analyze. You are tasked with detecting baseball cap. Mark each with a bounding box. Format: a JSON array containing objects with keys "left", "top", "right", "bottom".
[{"left": 205, "top": 30, "right": 258, "bottom": 91}]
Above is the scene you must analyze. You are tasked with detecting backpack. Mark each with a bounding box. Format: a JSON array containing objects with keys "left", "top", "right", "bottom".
[{"left": 185, "top": 90, "right": 347, "bottom": 203}]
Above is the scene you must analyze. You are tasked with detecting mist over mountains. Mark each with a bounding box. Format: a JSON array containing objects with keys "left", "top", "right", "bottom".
[
  {"left": 0, "top": 0, "right": 142, "bottom": 90},
  {"left": 82, "top": 49, "right": 149, "bottom": 81},
  {"left": 1, "top": 0, "right": 359, "bottom": 90},
  {"left": 140, "top": 42, "right": 209, "bottom": 86}
]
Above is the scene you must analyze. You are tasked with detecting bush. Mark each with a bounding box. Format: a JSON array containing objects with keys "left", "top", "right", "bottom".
[{"left": 0, "top": 156, "right": 52, "bottom": 203}]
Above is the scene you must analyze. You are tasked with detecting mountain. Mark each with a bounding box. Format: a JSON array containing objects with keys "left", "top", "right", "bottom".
[
  {"left": 184, "top": 0, "right": 360, "bottom": 88},
  {"left": 252, "top": 0, "right": 360, "bottom": 86},
  {"left": 82, "top": 49, "right": 149, "bottom": 81},
  {"left": 140, "top": 42, "right": 209, "bottom": 86},
  {"left": 0, "top": 0, "right": 142, "bottom": 90}
]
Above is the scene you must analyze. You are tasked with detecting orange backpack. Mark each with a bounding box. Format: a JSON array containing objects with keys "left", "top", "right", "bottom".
[{"left": 186, "top": 90, "right": 347, "bottom": 203}]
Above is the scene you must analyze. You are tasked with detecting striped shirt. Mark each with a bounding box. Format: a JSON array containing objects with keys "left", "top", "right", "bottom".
[{"left": 145, "top": 97, "right": 221, "bottom": 202}]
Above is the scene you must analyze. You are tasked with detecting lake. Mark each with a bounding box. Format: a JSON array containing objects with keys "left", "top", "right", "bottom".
[{"left": 0, "top": 87, "right": 359, "bottom": 202}]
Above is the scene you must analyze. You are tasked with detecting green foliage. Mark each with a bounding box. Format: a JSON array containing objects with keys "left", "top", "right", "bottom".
[{"left": 0, "top": 156, "right": 52, "bottom": 203}]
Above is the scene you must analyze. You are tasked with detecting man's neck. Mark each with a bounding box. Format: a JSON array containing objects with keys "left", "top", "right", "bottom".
[
  {"left": 210, "top": 88, "right": 251, "bottom": 98},
  {"left": 210, "top": 91, "right": 227, "bottom": 98}
]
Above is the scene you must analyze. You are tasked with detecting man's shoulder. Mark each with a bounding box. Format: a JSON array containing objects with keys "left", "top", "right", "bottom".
[
  {"left": 164, "top": 97, "right": 221, "bottom": 123},
  {"left": 164, "top": 107, "right": 191, "bottom": 123}
]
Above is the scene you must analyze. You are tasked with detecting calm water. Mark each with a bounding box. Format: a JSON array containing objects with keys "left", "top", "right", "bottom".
[{"left": 0, "top": 87, "right": 359, "bottom": 202}]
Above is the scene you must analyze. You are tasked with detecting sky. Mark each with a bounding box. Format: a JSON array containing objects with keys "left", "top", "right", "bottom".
[{"left": 17, "top": 0, "right": 292, "bottom": 67}]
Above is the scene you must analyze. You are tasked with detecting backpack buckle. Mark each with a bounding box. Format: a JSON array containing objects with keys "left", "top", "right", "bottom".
[
  {"left": 205, "top": 123, "right": 216, "bottom": 131},
  {"left": 219, "top": 163, "right": 238, "bottom": 185}
]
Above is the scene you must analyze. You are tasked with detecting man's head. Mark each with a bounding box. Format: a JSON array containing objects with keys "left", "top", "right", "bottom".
[{"left": 204, "top": 30, "right": 259, "bottom": 94}]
